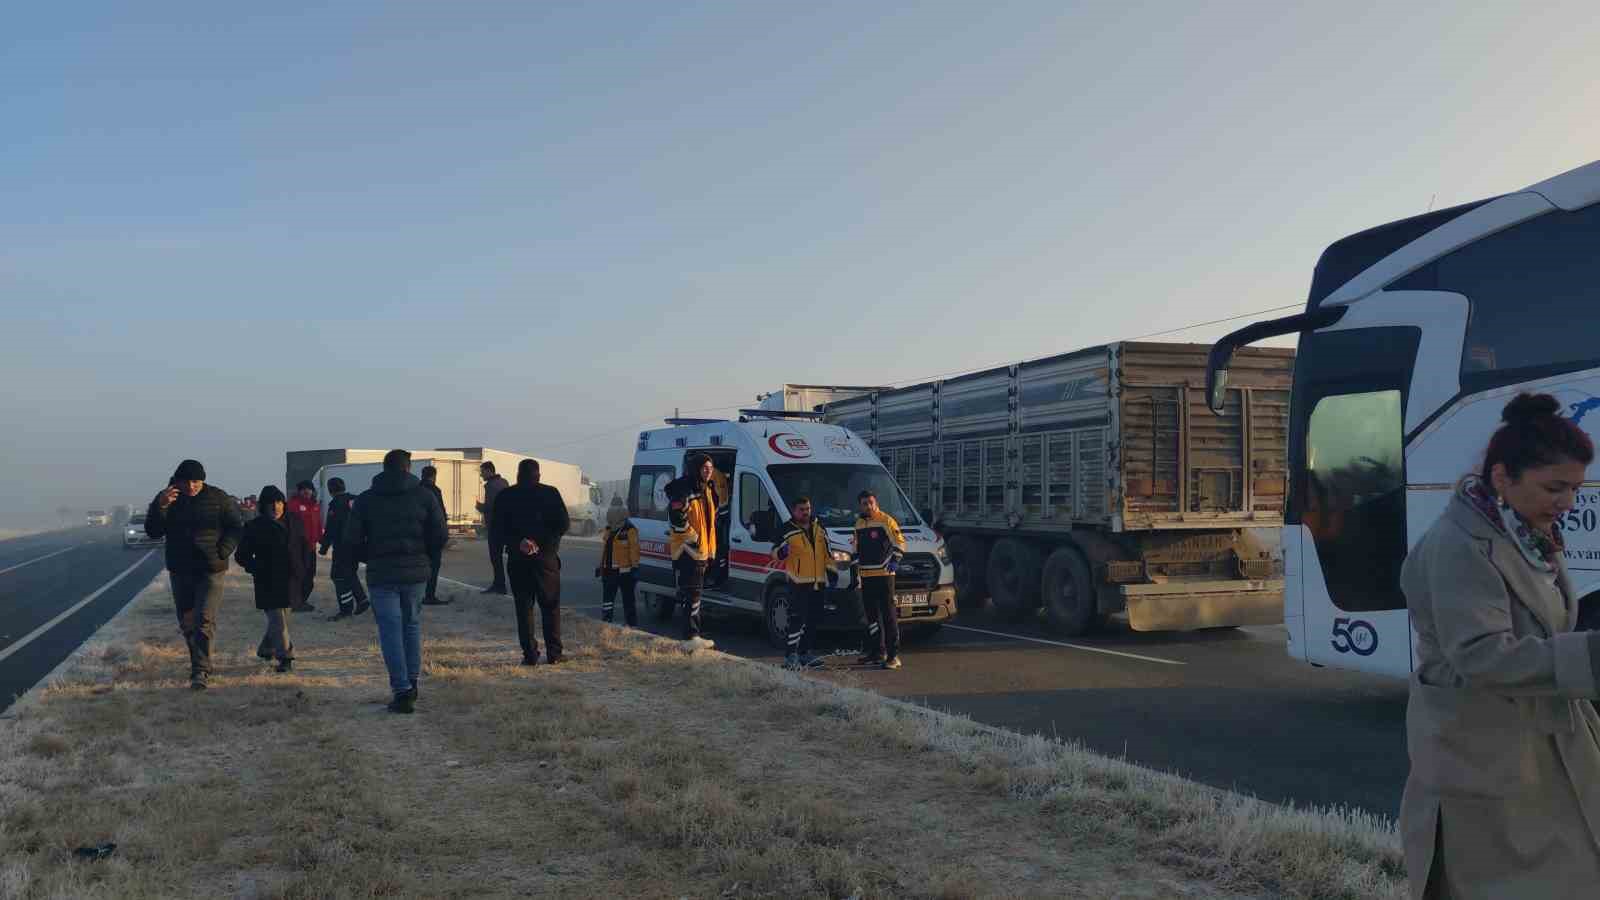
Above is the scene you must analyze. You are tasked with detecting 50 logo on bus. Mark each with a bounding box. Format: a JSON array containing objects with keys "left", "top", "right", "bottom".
[
  {"left": 1331, "top": 617, "right": 1379, "bottom": 656},
  {"left": 1554, "top": 491, "right": 1600, "bottom": 535}
]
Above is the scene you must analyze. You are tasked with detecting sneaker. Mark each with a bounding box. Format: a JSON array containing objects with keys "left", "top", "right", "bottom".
[
  {"left": 684, "top": 636, "right": 715, "bottom": 651},
  {"left": 189, "top": 676, "right": 208, "bottom": 691},
  {"left": 256, "top": 649, "right": 273, "bottom": 661},
  {"left": 521, "top": 656, "right": 539, "bottom": 667},
  {"left": 387, "top": 690, "right": 416, "bottom": 714},
  {"left": 546, "top": 655, "right": 563, "bottom": 665},
  {"left": 783, "top": 652, "right": 801, "bottom": 670},
  {"left": 353, "top": 601, "right": 372, "bottom": 616},
  {"left": 882, "top": 656, "right": 903, "bottom": 670},
  {"left": 275, "top": 658, "right": 293, "bottom": 674}
]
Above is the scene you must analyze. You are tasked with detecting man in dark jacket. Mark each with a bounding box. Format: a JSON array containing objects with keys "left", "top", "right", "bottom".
[
  {"left": 145, "top": 459, "right": 245, "bottom": 690},
  {"left": 491, "top": 458, "right": 570, "bottom": 665},
  {"left": 343, "top": 450, "right": 447, "bottom": 714},
  {"left": 477, "top": 461, "right": 510, "bottom": 595},
  {"left": 420, "top": 465, "right": 451, "bottom": 606},
  {"left": 319, "top": 477, "right": 369, "bottom": 620}
]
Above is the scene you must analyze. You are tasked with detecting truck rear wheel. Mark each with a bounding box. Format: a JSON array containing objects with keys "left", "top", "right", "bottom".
[
  {"left": 987, "top": 538, "right": 1042, "bottom": 621},
  {"left": 1042, "top": 546, "right": 1097, "bottom": 636},
  {"left": 947, "top": 535, "right": 991, "bottom": 611}
]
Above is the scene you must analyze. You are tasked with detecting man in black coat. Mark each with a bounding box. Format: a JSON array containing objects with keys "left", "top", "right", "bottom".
[
  {"left": 491, "top": 458, "right": 571, "bottom": 665},
  {"left": 477, "top": 461, "right": 511, "bottom": 595},
  {"left": 344, "top": 450, "right": 447, "bottom": 714},
  {"left": 145, "top": 459, "right": 245, "bottom": 690},
  {"left": 420, "top": 465, "right": 451, "bottom": 606},
  {"left": 319, "top": 476, "right": 370, "bottom": 620}
]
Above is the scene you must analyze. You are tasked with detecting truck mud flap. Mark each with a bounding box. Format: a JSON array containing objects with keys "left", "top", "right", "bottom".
[{"left": 1121, "top": 580, "right": 1284, "bottom": 631}]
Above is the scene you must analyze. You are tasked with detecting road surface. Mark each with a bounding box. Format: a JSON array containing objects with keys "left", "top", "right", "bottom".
[
  {"left": 0, "top": 527, "right": 165, "bottom": 713},
  {"left": 439, "top": 537, "right": 1408, "bottom": 818}
]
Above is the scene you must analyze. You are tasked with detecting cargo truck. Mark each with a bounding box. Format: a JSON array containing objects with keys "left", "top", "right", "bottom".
[{"left": 815, "top": 341, "right": 1294, "bottom": 635}]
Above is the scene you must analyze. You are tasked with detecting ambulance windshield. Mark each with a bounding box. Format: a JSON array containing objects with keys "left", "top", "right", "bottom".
[{"left": 767, "top": 464, "right": 921, "bottom": 529}]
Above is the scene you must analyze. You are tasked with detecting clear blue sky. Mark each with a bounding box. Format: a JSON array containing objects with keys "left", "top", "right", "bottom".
[{"left": 3, "top": 1, "right": 1596, "bottom": 526}]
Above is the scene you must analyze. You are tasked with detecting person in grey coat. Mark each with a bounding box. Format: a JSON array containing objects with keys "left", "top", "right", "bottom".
[{"left": 1400, "top": 393, "right": 1600, "bottom": 899}]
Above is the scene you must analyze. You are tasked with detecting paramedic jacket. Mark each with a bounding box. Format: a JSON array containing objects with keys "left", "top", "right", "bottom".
[
  {"left": 600, "top": 521, "right": 641, "bottom": 574},
  {"left": 665, "top": 476, "right": 718, "bottom": 562},
  {"left": 772, "top": 517, "right": 838, "bottom": 586},
  {"left": 853, "top": 510, "right": 907, "bottom": 578}
]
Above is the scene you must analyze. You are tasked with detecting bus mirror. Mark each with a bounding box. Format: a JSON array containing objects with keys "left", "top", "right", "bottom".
[{"left": 1207, "top": 368, "right": 1229, "bottom": 413}]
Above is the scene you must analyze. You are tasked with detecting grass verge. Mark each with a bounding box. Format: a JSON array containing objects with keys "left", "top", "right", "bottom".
[{"left": 0, "top": 563, "right": 1406, "bottom": 898}]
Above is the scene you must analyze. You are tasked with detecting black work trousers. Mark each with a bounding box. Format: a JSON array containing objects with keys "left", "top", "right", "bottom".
[
  {"left": 331, "top": 551, "right": 368, "bottom": 614},
  {"left": 488, "top": 538, "right": 508, "bottom": 591},
  {"left": 788, "top": 583, "right": 826, "bottom": 656},
  {"left": 509, "top": 553, "right": 562, "bottom": 662},
  {"left": 674, "top": 556, "right": 706, "bottom": 639},
  {"left": 860, "top": 575, "right": 900, "bottom": 661},
  {"left": 602, "top": 572, "right": 638, "bottom": 626},
  {"left": 297, "top": 543, "right": 317, "bottom": 608},
  {"left": 169, "top": 571, "right": 223, "bottom": 678}
]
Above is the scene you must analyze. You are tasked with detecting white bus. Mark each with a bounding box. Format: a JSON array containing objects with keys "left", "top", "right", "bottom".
[{"left": 1206, "top": 158, "right": 1600, "bottom": 679}]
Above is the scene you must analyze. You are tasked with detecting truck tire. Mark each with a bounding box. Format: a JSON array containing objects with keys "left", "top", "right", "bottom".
[
  {"left": 947, "top": 535, "right": 991, "bottom": 611},
  {"left": 763, "top": 584, "right": 794, "bottom": 649},
  {"left": 987, "top": 538, "right": 1042, "bottom": 621},
  {"left": 1042, "top": 546, "right": 1097, "bottom": 636}
]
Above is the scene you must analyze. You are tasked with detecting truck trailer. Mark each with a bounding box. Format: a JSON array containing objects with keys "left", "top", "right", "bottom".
[{"left": 818, "top": 341, "right": 1294, "bottom": 635}]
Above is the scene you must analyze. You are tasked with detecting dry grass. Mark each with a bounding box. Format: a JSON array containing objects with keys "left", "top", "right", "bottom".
[{"left": 0, "top": 562, "right": 1406, "bottom": 899}]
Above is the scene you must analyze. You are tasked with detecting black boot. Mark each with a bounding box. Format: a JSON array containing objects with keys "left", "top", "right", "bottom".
[
  {"left": 275, "top": 657, "right": 293, "bottom": 673},
  {"left": 386, "top": 689, "right": 416, "bottom": 714}
]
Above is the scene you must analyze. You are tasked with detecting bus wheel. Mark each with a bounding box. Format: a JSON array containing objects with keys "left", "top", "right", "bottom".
[
  {"left": 947, "top": 535, "right": 991, "bottom": 612},
  {"left": 1042, "top": 546, "right": 1096, "bottom": 636},
  {"left": 763, "top": 585, "right": 794, "bottom": 649},
  {"left": 987, "top": 538, "right": 1042, "bottom": 621}
]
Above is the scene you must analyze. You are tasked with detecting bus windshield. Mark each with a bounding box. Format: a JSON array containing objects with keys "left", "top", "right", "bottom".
[{"left": 766, "top": 464, "right": 921, "bottom": 529}]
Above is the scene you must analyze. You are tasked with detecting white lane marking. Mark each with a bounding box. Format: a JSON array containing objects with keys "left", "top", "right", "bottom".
[
  {"left": 0, "top": 551, "right": 156, "bottom": 663},
  {"left": 0, "top": 545, "right": 80, "bottom": 577},
  {"left": 437, "top": 575, "right": 600, "bottom": 610},
  {"left": 942, "top": 624, "right": 1185, "bottom": 666}
]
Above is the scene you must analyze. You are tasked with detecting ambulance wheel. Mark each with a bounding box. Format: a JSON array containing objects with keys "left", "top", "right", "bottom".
[
  {"left": 946, "top": 535, "right": 991, "bottom": 612},
  {"left": 987, "top": 538, "right": 1042, "bottom": 621},
  {"left": 763, "top": 585, "right": 794, "bottom": 649},
  {"left": 650, "top": 591, "right": 676, "bottom": 622},
  {"left": 1042, "top": 546, "right": 1097, "bottom": 637}
]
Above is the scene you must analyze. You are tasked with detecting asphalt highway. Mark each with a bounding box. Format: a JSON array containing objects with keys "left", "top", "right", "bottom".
[{"left": 0, "top": 527, "right": 165, "bottom": 713}]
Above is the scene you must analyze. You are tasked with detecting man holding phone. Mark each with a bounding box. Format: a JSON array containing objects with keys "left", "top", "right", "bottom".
[{"left": 145, "top": 459, "right": 245, "bottom": 690}]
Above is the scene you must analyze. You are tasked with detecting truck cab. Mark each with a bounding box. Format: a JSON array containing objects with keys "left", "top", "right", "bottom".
[{"left": 628, "top": 412, "right": 957, "bottom": 645}]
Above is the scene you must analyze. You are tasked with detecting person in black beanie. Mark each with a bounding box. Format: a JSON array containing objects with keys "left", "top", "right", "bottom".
[
  {"left": 234, "top": 486, "right": 305, "bottom": 673},
  {"left": 145, "top": 459, "right": 244, "bottom": 690},
  {"left": 320, "top": 476, "right": 370, "bottom": 619}
]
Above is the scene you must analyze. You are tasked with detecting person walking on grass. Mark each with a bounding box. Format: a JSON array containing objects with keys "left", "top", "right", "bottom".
[
  {"left": 319, "top": 477, "right": 370, "bottom": 620},
  {"left": 420, "top": 465, "right": 451, "bottom": 607},
  {"left": 664, "top": 453, "right": 718, "bottom": 651},
  {"left": 477, "top": 461, "right": 511, "bottom": 595},
  {"left": 853, "top": 490, "right": 907, "bottom": 671},
  {"left": 145, "top": 459, "right": 244, "bottom": 691},
  {"left": 597, "top": 504, "right": 641, "bottom": 626},
  {"left": 234, "top": 486, "right": 306, "bottom": 673},
  {"left": 772, "top": 496, "right": 839, "bottom": 670},
  {"left": 286, "top": 481, "right": 322, "bottom": 612},
  {"left": 1400, "top": 393, "right": 1600, "bottom": 899},
  {"left": 343, "top": 450, "right": 447, "bottom": 714},
  {"left": 492, "top": 459, "right": 571, "bottom": 665}
]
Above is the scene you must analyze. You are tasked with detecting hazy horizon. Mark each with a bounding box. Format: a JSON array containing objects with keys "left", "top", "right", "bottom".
[{"left": 4, "top": 1, "right": 1598, "bottom": 528}]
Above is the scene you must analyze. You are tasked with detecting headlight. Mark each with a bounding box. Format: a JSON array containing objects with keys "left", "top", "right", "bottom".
[
  {"left": 831, "top": 550, "right": 852, "bottom": 563},
  {"left": 126, "top": 530, "right": 138, "bottom": 538},
  {"left": 935, "top": 543, "right": 950, "bottom": 564}
]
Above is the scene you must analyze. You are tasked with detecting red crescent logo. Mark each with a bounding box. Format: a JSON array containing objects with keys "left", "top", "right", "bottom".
[{"left": 768, "top": 432, "right": 813, "bottom": 459}]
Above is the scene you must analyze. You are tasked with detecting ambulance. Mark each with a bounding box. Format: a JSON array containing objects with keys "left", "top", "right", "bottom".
[{"left": 628, "top": 410, "right": 957, "bottom": 645}]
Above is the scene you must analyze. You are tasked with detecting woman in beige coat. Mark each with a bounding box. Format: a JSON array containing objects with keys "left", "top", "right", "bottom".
[{"left": 1401, "top": 393, "right": 1600, "bottom": 898}]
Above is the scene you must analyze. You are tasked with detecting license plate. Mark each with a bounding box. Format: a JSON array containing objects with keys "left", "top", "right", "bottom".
[{"left": 897, "top": 592, "right": 929, "bottom": 606}]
